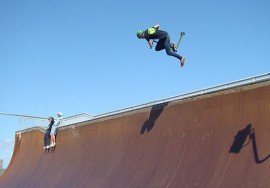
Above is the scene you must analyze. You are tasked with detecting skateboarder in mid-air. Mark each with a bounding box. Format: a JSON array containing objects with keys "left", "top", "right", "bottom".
[{"left": 137, "top": 24, "right": 186, "bottom": 67}]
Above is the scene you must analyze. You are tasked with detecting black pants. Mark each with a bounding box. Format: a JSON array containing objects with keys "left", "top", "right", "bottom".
[
  {"left": 155, "top": 35, "right": 182, "bottom": 60},
  {"left": 44, "top": 129, "right": 51, "bottom": 147}
]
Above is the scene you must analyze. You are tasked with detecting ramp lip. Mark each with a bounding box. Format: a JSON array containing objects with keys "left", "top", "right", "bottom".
[
  {"left": 14, "top": 72, "right": 270, "bottom": 132},
  {"left": 92, "top": 72, "right": 270, "bottom": 120}
]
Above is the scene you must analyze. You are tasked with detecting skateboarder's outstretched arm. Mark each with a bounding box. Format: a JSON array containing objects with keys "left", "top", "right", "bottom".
[{"left": 147, "top": 39, "right": 153, "bottom": 49}]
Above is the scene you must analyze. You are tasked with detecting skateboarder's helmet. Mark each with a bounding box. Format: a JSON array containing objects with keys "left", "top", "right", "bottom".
[
  {"left": 57, "top": 112, "right": 62, "bottom": 117},
  {"left": 136, "top": 30, "right": 143, "bottom": 38}
]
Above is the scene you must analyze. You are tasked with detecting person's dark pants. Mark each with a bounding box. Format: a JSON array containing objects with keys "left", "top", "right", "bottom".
[
  {"left": 44, "top": 129, "right": 51, "bottom": 147},
  {"left": 155, "top": 35, "right": 182, "bottom": 60}
]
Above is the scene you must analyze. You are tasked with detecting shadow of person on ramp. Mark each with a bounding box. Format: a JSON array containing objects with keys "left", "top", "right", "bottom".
[
  {"left": 140, "top": 102, "right": 169, "bottom": 134},
  {"left": 230, "top": 124, "right": 270, "bottom": 164}
]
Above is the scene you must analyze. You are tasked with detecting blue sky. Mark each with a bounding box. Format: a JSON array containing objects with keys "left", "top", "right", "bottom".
[{"left": 0, "top": 0, "right": 270, "bottom": 168}]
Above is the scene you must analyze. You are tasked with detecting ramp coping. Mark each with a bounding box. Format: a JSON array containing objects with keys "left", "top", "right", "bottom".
[
  {"left": 16, "top": 73, "right": 270, "bottom": 134},
  {"left": 93, "top": 73, "right": 270, "bottom": 119}
]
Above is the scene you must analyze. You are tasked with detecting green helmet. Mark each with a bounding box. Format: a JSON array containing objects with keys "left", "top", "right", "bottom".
[{"left": 136, "top": 30, "right": 143, "bottom": 38}]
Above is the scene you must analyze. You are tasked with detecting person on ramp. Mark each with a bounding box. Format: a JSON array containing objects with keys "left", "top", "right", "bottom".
[
  {"left": 49, "top": 112, "right": 62, "bottom": 148},
  {"left": 44, "top": 117, "right": 54, "bottom": 149},
  {"left": 136, "top": 24, "right": 186, "bottom": 67}
]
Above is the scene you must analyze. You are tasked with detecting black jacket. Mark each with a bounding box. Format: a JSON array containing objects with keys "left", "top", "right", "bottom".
[{"left": 47, "top": 121, "right": 55, "bottom": 131}]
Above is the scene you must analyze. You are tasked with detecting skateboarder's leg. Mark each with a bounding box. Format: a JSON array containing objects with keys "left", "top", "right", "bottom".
[
  {"left": 164, "top": 36, "right": 182, "bottom": 60},
  {"left": 164, "top": 36, "right": 185, "bottom": 67},
  {"left": 155, "top": 38, "right": 166, "bottom": 51}
]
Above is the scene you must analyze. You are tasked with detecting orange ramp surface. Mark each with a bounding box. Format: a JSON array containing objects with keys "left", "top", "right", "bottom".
[{"left": 1, "top": 80, "right": 270, "bottom": 188}]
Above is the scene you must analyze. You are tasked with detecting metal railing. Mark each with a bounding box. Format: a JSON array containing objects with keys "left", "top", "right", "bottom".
[
  {"left": 0, "top": 112, "right": 48, "bottom": 131},
  {"left": 0, "top": 112, "right": 94, "bottom": 131},
  {"left": 93, "top": 73, "right": 270, "bottom": 120},
  {"left": 60, "top": 113, "right": 93, "bottom": 127}
]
